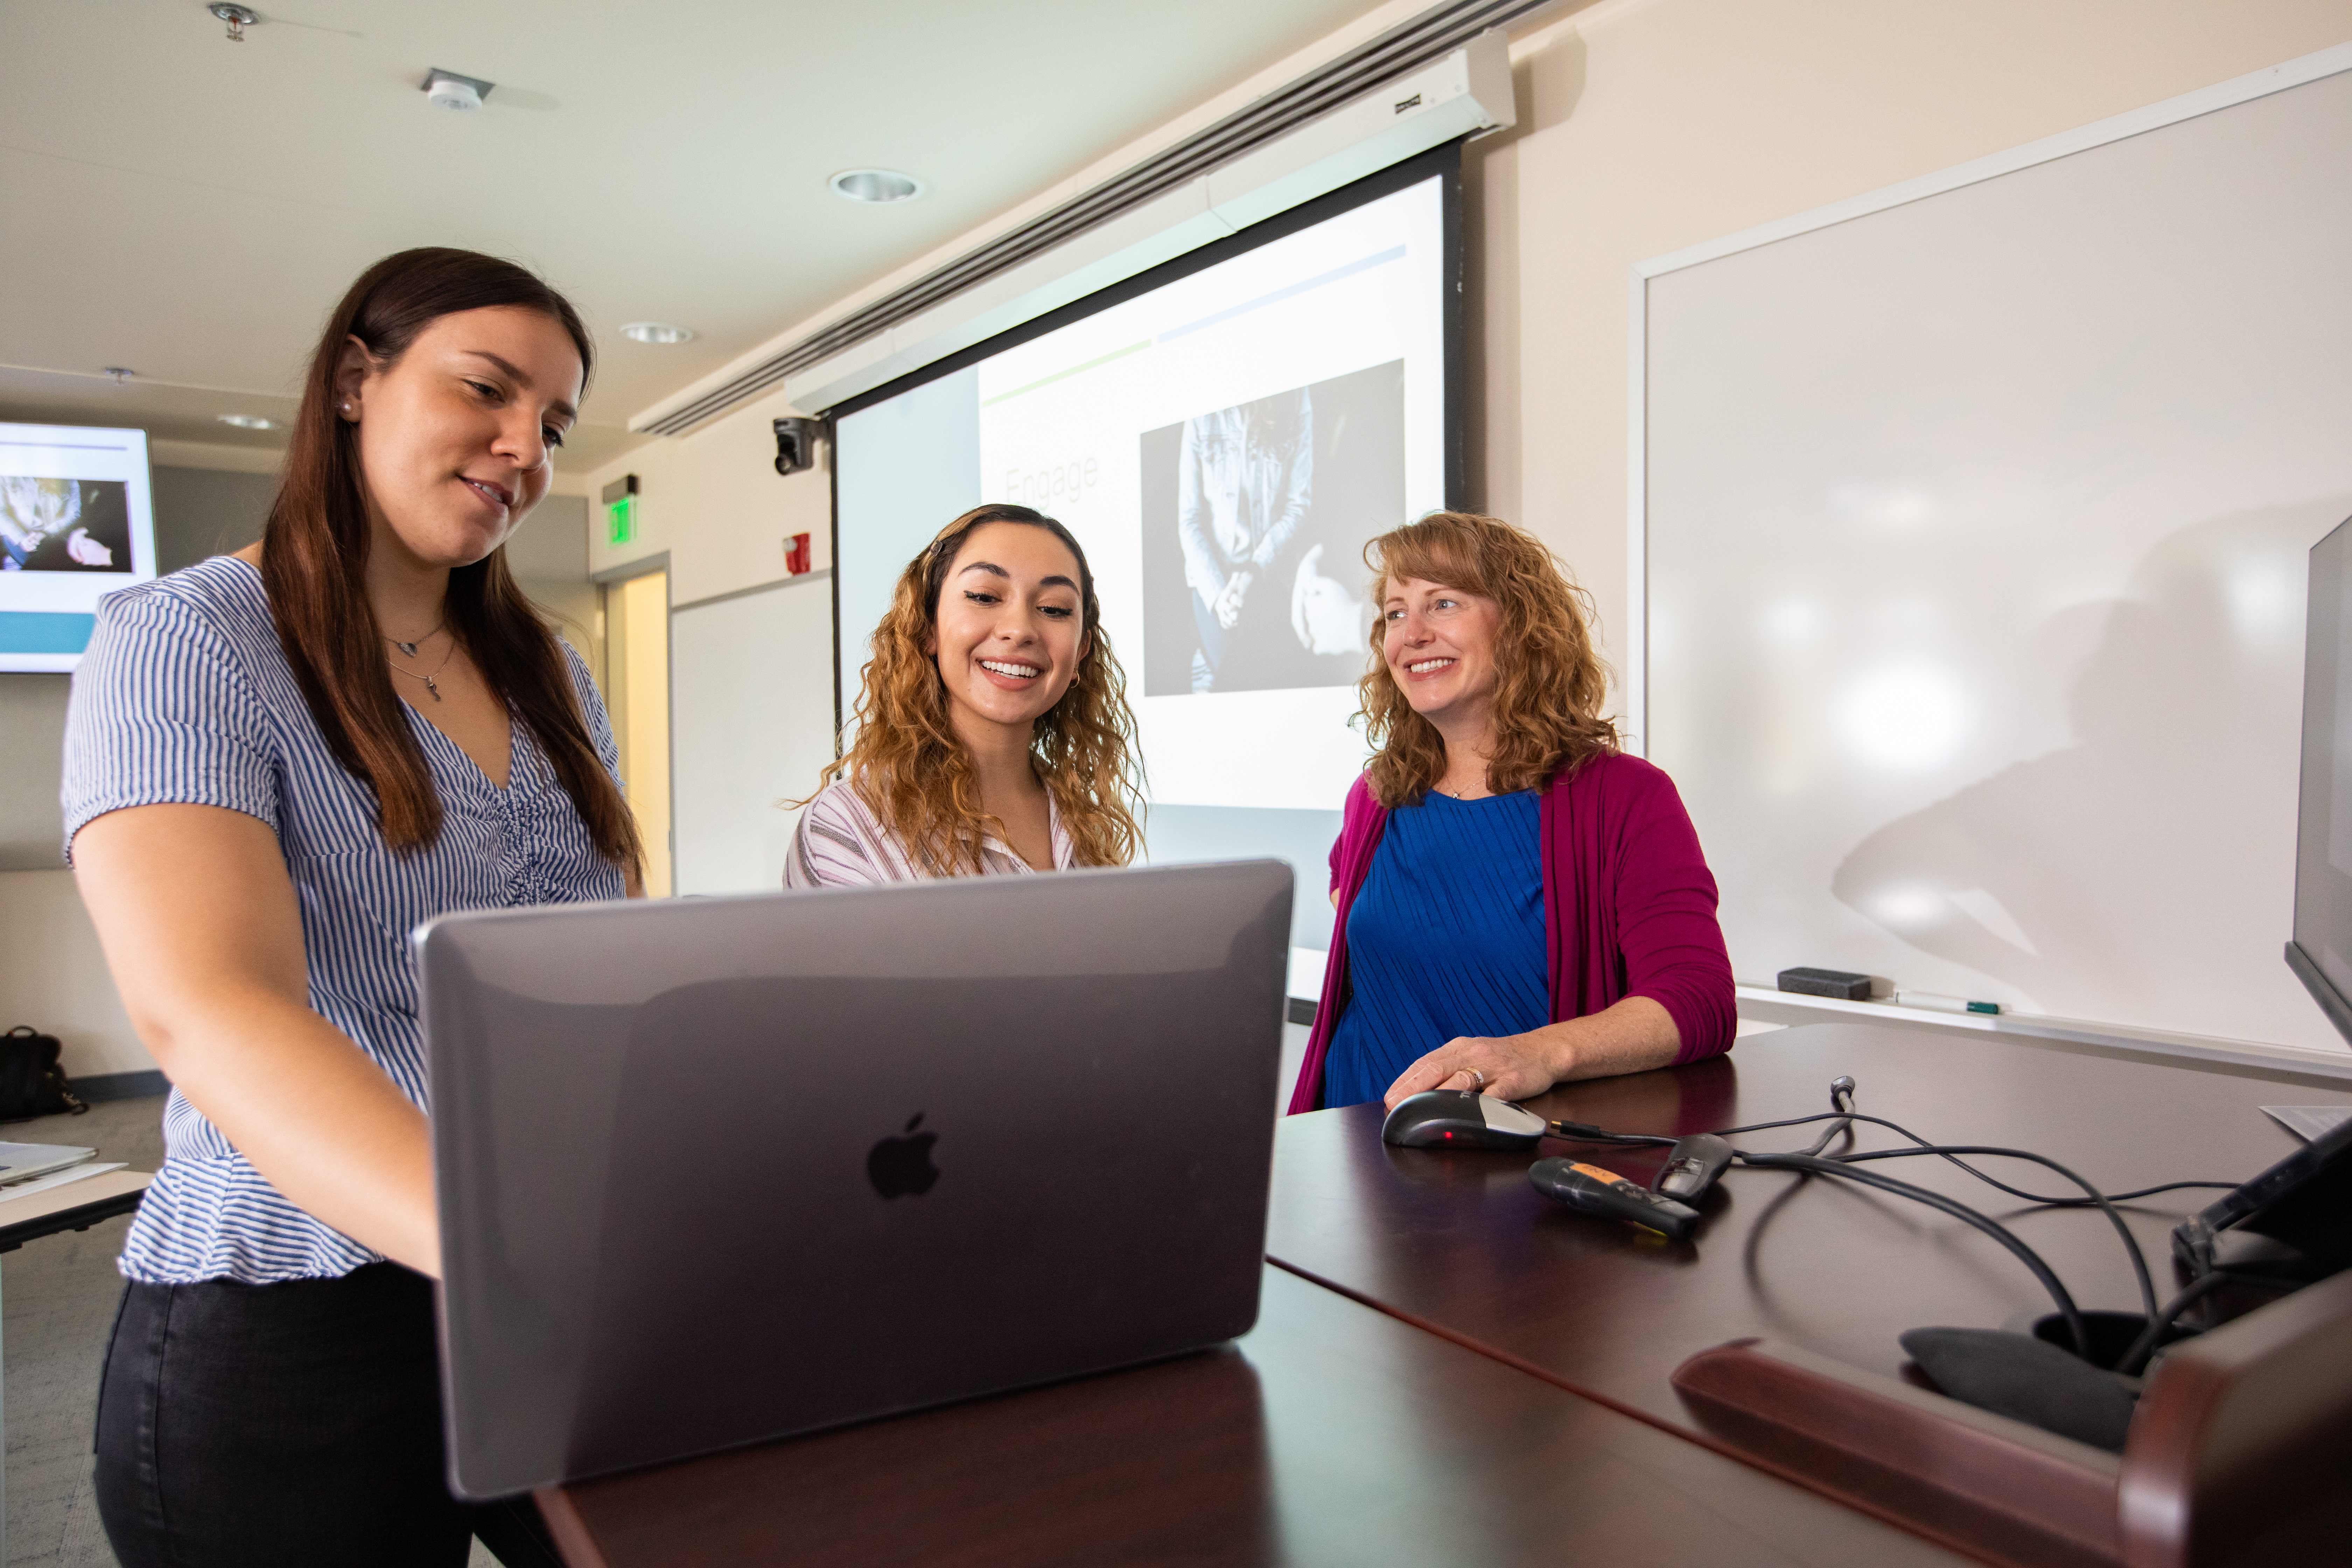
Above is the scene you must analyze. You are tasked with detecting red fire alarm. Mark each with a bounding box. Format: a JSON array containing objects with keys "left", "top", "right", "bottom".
[{"left": 784, "top": 533, "right": 812, "bottom": 575}]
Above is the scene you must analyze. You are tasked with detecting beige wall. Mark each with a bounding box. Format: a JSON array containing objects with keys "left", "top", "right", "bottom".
[
  {"left": 1471, "top": 0, "right": 2352, "bottom": 700},
  {"left": 0, "top": 869, "right": 152, "bottom": 1078},
  {"left": 584, "top": 384, "right": 833, "bottom": 608}
]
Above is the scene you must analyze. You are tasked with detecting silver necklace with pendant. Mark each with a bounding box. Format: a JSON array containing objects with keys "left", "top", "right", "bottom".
[
  {"left": 388, "top": 629, "right": 456, "bottom": 702},
  {"left": 387, "top": 623, "right": 444, "bottom": 659}
]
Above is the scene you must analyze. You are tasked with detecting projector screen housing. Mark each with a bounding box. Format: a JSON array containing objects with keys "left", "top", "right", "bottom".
[
  {"left": 0, "top": 423, "right": 158, "bottom": 672},
  {"left": 829, "top": 142, "right": 1462, "bottom": 961}
]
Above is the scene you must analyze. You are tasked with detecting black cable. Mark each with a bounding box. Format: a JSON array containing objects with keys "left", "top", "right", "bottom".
[
  {"left": 1736, "top": 1148, "right": 2092, "bottom": 1358},
  {"left": 1550, "top": 1077, "right": 1861, "bottom": 1153},
  {"left": 1548, "top": 1081, "right": 2254, "bottom": 1365},
  {"left": 1545, "top": 1120, "right": 1674, "bottom": 1148},
  {"left": 1794, "top": 1076, "right": 1857, "bottom": 1157},
  {"left": 2115, "top": 1270, "right": 2300, "bottom": 1377},
  {"left": 1709, "top": 1110, "right": 2235, "bottom": 1205},
  {"left": 1827, "top": 1141, "right": 2155, "bottom": 1321}
]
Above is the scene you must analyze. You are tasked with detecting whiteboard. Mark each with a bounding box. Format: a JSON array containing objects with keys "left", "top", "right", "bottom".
[
  {"left": 670, "top": 574, "right": 837, "bottom": 896},
  {"left": 1637, "top": 46, "right": 2352, "bottom": 1055}
]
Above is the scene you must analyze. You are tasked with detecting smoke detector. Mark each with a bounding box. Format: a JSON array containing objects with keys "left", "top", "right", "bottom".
[{"left": 421, "top": 68, "right": 493, "bottom": 112}]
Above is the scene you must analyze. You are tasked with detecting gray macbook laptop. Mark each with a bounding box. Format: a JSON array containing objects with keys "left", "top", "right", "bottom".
[{"left": 418, "top": 858, "right": 1292, "bottom": 1497}]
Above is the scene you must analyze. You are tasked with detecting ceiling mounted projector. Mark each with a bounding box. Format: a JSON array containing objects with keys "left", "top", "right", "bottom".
[{"left": 422, "top": 68, "right": 493, "bottom": 112}]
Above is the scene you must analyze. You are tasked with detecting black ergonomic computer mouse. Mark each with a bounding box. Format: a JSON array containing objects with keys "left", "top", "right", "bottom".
[{"left": 1381, "top": 1089, "right": 1548, "bottom": 1149}]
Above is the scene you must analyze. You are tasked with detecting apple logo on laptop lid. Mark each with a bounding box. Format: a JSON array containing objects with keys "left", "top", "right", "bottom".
[{"left": 868, "top": 1113, "right": 940, "bottom": 1199}]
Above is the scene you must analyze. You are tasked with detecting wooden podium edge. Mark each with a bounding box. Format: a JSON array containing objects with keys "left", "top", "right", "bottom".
[
  {"left": 1670, "top": 1338, "right": 2123, "bottom": 1568},
  {"left": 2118, "top": 1269, "right": 2352, "bottom": 1568}
]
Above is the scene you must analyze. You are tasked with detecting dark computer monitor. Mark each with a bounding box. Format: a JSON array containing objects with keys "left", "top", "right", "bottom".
[{"left": 2287, "top": 514, "right": 2352, "bottom": 1048}]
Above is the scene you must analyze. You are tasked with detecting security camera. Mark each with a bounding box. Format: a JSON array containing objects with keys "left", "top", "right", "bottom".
[{"left": 774, "top": 418, "right": 818, "bottom": 477}]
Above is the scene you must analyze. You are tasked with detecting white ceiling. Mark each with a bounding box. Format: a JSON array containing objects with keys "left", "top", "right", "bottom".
[{"left": 0, "top": 0, "right": 1384, "bottom": 470}]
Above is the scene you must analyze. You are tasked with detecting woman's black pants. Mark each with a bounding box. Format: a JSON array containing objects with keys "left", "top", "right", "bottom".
[{"left": 93, "top": 1262, "right": 559, "bottom": 1568}]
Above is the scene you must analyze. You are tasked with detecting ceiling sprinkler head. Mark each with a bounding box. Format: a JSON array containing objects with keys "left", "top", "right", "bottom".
[
  {"left": 209, "top": 4, "right": 258, "bottom": 42},
  {"left": 102, "top": 367, "right": 135, "bottom": 386}
]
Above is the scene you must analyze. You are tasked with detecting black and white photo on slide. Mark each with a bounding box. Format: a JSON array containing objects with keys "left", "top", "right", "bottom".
[
  {"left": 1140, "top": 359, "right": 1404, "bottom": 696},
  {"left": 0, "top": 477, "right": 132, "bottom": 572}
]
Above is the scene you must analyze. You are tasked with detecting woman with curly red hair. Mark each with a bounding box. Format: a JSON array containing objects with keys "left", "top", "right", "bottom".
[
  {"left": 789, "top": 503, "right": 1142, "bottom": 884},
  {"left": 1289, "top": 512, "right": 1735, "bottom": 1113}
]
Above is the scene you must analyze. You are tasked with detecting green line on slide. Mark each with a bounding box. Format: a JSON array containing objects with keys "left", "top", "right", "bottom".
[{"left": 980, "top": 340, "right": 1152, "bottom": 407}]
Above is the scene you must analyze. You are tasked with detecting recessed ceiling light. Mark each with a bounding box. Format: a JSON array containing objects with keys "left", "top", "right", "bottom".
[
  {"left": 218, "top": 413, "right": 279, "bottom": 430},
  {"left": 829, "top": 168, "right": 925, "bottom": 204},
  {"left": 620, "top": 322, "right": 695, "bottom": 345}
]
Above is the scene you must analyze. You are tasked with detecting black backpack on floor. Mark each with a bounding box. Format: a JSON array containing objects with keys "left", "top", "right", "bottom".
[{"left": 1, "top": 1026, "right": 90, "bottom": 1122}]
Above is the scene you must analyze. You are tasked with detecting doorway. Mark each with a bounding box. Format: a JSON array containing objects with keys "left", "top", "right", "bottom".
[{"left": 603, "top": 566, "right": 672, "bottom": 897}]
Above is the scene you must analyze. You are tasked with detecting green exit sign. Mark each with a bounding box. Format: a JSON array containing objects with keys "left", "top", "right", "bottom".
[{"left": 601, "top": 475, "right": 640, "bottom": 546}]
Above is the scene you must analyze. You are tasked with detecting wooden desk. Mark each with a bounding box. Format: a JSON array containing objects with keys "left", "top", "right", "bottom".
[
  {"left": 1263, "top": 1023, "right": 2352, "bottom": 1567},
  {"left": 540, "top": 1264, "right": 1972, "bottom": 1568},
  {"left": 1265, "top": 1022, "right": 2348, "bottom": 1429}
]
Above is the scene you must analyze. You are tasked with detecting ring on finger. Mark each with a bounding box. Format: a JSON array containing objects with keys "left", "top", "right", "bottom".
[{"left": 1463, "top": 1069, "right": 1486, "bottom": 1091}]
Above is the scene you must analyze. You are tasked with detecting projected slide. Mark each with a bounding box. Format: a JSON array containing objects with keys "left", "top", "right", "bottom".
[
  {"left": 838, "top": 173, "right": 1448, "bottom": 820},
  {"left": 0, "top": 424, "right": 158, "bottom": 671}
]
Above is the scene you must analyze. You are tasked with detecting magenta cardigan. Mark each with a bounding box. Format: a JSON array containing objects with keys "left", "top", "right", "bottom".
[{"left": 1286, "top": 751, "right": 1737, "bottom": 1114}]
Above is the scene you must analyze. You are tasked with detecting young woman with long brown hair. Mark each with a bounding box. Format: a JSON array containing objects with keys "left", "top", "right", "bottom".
[
  {"left": 788, "top": 503, "right": 1142, "bottom": 885},
  {"left": 1288, "top": 512, "right": 1736, "bottom": 1113},
  {"left": 64, "top": 248, "right": 635, "bottom": 1565}
]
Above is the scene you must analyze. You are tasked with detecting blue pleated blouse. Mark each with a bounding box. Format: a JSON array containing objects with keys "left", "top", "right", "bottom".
[{"left": 1320, "top": 790, "right": 1551, "bottom": 1108}]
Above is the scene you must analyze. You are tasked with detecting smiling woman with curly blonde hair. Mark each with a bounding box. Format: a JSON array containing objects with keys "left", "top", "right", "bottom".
[
  {"left": 788, "top": 503, "right": 1142, "bottom": 885},
  {"left": 1289, "top": 511, "right": 1735, "bottom": 1114}
]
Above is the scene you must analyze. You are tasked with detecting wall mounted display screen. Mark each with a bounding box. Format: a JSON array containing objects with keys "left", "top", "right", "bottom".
[
  {"left": 1, "top": 423, "right": 158, "bottom": 672},
  {"left": 833, "top": 149, "right": 1457, "bottom": 961},
  {"left": 2289, "top": 514, "right": 2352, "bottom": 1045}
]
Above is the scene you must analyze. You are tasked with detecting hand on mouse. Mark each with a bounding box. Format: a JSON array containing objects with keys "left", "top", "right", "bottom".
[
  {"left": 1379, "top": 999, "right": 1687, "bottom": 1112},
  {"left": 1381, "top": 1034, "right": 1555, "bottom": 1111}
]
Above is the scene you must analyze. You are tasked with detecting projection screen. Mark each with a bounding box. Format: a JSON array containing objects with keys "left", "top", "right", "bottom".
[{"left": 832, "top": 147, "right": 1460, "bottom": 969}]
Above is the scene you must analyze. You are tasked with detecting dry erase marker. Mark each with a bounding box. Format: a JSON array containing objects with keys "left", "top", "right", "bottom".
[{"left": 1898, "top": 991, "right": 2000, "bottom": 1016}]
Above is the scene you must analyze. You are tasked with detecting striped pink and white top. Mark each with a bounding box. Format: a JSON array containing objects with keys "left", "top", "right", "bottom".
[{"left": 785, "top": 777, "right": 1074, "bottom": 888}]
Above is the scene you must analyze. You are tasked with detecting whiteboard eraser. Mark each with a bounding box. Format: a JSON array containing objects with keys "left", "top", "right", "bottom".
[{"left": 1777, "top": 967, "right": 1873, "bottom": 1000}]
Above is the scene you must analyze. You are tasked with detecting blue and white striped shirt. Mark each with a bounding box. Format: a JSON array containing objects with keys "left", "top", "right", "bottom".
[{"left": 61, "top": 556, "right": 628, "bottom": 1284}]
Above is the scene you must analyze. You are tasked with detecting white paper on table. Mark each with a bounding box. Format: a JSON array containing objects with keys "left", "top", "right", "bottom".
[
  {"left": 2261, "top": 1106, "right": 2352, "bottom": 1143},
  {"left": 0, "top": 1161, "right": 129, "bottom": 1205}
]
